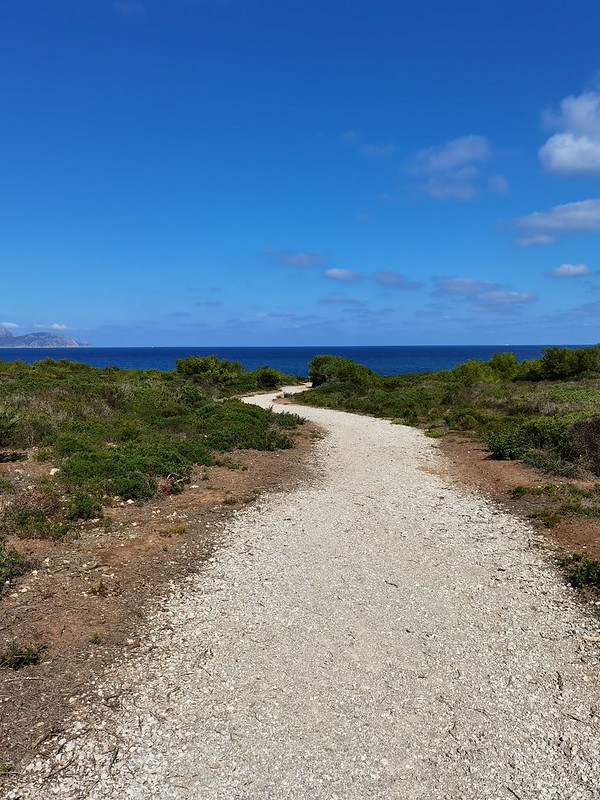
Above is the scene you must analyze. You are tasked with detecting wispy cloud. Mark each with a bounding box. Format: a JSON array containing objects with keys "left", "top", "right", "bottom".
[
  {"left": 324, "top": 268, "right": 362, "bottom": 282},
  {"left": 358, "top": 142, "right": 396, "bottom": 157},
  {"left": 0, "top": 321, "right": 19, "bottom": 329},
  {"left": 342, "top": 131, "right": 396, "bottom": 158},
  {"left": 477, "top": 291, "right": 536, "bottom": 306},
  {"left": 545, "top": 262, "right": 591, "bottom": 277},
  {"left": 435, "top": 278, "right": 500, "bottom": 295},
  {"left": 489, "top": 174, "right": 509, "bottom": 194},
  {"left": 114, "top": 0, "right": 147, "bottom": 18},
  {"left": 263, "top": 248, "right": 327, "bottom": 268},
  {"left": 539, "top": 91, "right": 600, "bottom": 175},
  {"left": 319, "top": 295, "right": 362, "bottom": 305},
  {"left": 407, "top": 135, "right": 492, "bottom": 200},
  {"left": 33, "top": 323, "right": 74, "bottom": 331},
  {"left": 341, "top": 130, "right": 360, "bottom": 144},
  {"left": 373, "top": 270, "right": 421, "bottom": 289},
  {"left": 434, "top": 278, "right": 535, "bottom": 312},
  {"left": 512, "top": 199, "right": 600, "bottom": 245},
  {"left": 513, "top": 234, "right": 555, "bottom": 247}
]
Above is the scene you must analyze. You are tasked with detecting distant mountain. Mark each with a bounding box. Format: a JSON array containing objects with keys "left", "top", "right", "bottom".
[{"left": 0, "top": 328, "right": 88, "bottom": 348}]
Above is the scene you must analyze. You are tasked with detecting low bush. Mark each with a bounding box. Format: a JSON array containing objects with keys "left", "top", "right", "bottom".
[
  {"left": 0, "top": 548, "right": 28, "bottom": 587},
  {"left": 255, "top": 366, "right": 283, "bottom": 389},
  {"left": 201, "top": 400, "right": 295, "bottom": 451},
  {"left": 0, "top": 410, "right": 18, "bottom": 448},
  {"left": 0, "top": 641, "right": 41, "bottom": 670},
  {"left": 487, "top": 429, "right": 529, "bottom": 460},
  {"left": 1, "top": 488, "right": 69, "bottom": 540},
  {"left": 571, "top": 417, "right": 600, "bottom": 473},
  {"left": 275, "top": 411, "right": 305, "bottom": 429},
  {"left": 64, "top": 491, "right": 103, "bottom": 521},
  {"left": 175, "top": 354, "right": 244, "bottom": 384},
  {"left": 308, "top": 354, "right": 377, "bottom": 388},
  {"left": 563, "top": 554, "right": 600, "bottom": 590}
]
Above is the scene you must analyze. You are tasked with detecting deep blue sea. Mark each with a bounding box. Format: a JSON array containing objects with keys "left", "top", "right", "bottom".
[{"left": 0, "top": 345, "right": 568, "bottom": 376}]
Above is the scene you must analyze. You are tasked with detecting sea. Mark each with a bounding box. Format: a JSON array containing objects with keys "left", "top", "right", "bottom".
[{"left": 0, "top": 345, "right": 567, "bottom": 377}]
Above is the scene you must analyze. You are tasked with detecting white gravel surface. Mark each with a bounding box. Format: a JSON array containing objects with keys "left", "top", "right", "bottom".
[{"left": 7, "top": 388, "right": 600, "bottom": 799}]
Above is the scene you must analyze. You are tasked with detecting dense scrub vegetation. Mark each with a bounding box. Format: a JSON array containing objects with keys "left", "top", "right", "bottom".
[
  {"left": 296, "top": 346, "right": 600, "bottom": 478},
  {"left": 0, "top": 356, "right": 301, "bottom": 578}
]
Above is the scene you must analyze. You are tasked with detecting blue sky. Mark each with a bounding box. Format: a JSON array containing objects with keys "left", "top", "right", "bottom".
[{"left": 2, "top": 0, "right": 600, "bottom": 346}]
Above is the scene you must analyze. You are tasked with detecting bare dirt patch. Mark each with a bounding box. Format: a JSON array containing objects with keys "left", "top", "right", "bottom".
[
  {"left": 436, "top": 434, "right": 600, "bottom": 560},
  {"left": 0, "top": 421, "right": 319, "bottom": 775}
]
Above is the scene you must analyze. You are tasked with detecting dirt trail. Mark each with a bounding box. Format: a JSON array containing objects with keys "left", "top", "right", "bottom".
[{"left": 6, "top": 388, "right": 600, "bottom": 799}]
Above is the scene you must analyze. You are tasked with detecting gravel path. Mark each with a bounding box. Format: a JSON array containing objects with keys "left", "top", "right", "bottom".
[{"left": 7, "top": 389, "right": 600, "bottom": 800}]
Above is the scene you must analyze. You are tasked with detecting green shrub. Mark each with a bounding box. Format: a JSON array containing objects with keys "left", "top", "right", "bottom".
[
  {"left": 65, "top": 491, "right": 103, "bottom": 521},
  {"left": 0, "top": 641, "right": 41, "bottom": 669},
  {"left": 1, "top": 488, "right": 70, "bottom": 540},
  {"left": 445, "top": 408, "right": 488, "bottom": 431},
  {"left": 520, "top": 416, "right": 575, "bottom": 460},
  {"left": 0, "top": 549, "right": 28, "bottom": 587},
  {"left": 175, "top": 355, "right": 243, "bottom": 384},
  {"left": 255, "top": 366, "right": 283, "bottom": 389},
  {"left": 571, "top": 417, "right": 600, "bottom": 474},
  {"left": 487, "top": 352, "right": 520, "bottom": 380},
  {"left": 449, "top": 360, "right": 496, "bottom": 387},
  {"left": 4, "top": 508, "right": 70, "bottom": 540},
  {"left": 0, "top": 409, "right": 18, "bottom": 447},
  {"left": 111, "top": 471, "right": 155, "bottom": 501},
  {"left": 540, "top": 347, "right": 581, "bottom": 380},
  {"left": 308, "top": 355, "right": 376, "bottom": 388},
  {"left": 487, "top": 429, "right": 529, "bottom": 460},
  {"left": 202, "top": 400, "right": 294, "bottom": 451},
  {"left": 563, "top": 554, "right": 600, "bottom": 589},
  {"left": 275, "top": 411, "right": 305, "bottom": 429}
]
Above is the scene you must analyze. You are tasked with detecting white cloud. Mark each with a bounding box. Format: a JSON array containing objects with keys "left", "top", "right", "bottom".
[
  {"left": 341, "top": 130, "right": 360, "bottom": 144},
  {"left": 540, "top": 134, "right": 600, "bottom": 175},
  {"left": 479, "top": 291, "right": 536, "bottom": 305},
  {"left": 325, "top": 268, "right": 362, "bottom": 282},
  {"left": 320, "top": 295, "right": 361, "bottom": 305},
  {"left": 513, "top": 199, "right": 600, "bottom": 245},
  {"left": 114, "top": 0, "right": 146, "bottom": 17},
  {"left": 545, "top": 262, "right": 590, "bottom": 277},
  {"left": 543, "top": 91, "right": 600, "bottom": 135},
  {"left": 539, "top": 91, "right": 600, "bottom": 175},
  {"left": 425, "top": 167, "right": 479, "bottom": 200},
  {"left": 514, "top": 234, "right": 555, "bottom": 247},
  {"left": 34, "top": 323, "right": 72, "bottom": 330},
  {"left": 489, "top": 174, "right": 509, "bottom": 194},
  {"left": 373, "top": 270, "right": 420, "bottom": 289},
  {"left": 343, "top": 131, "right": 397, "bottom": 158},
  {"left": 435, "top": 278, "right": 499, "bottom": 295},
  {"left": 407, "top": 135, "right": 492, "bottom": 200},
  {"left": 0, "top": 321, "right": 19, "bottom": 329},
  {"left": 434, "top": 278, "right": 536, "bottom": 312},
  {"left": 263, "top": 248, "right": 326, "bottom": 268},
  {"left": 359, "top": 142, "right": 396, "bottom": 157},
  {"left": 411, "top": 135, "right": 491, "bottom": 173}
]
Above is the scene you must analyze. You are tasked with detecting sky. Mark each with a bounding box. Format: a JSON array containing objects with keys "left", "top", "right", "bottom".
[{"left": 1, "top": 0, "right": 600, "bottom": 347}]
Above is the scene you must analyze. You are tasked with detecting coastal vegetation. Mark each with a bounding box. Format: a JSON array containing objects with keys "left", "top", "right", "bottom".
[
  {"left": 0, "top": 356, "right": 301, "bottom": 581},
  {"left": 297, "top": 346, "right": 600, "bottom": 478}
]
